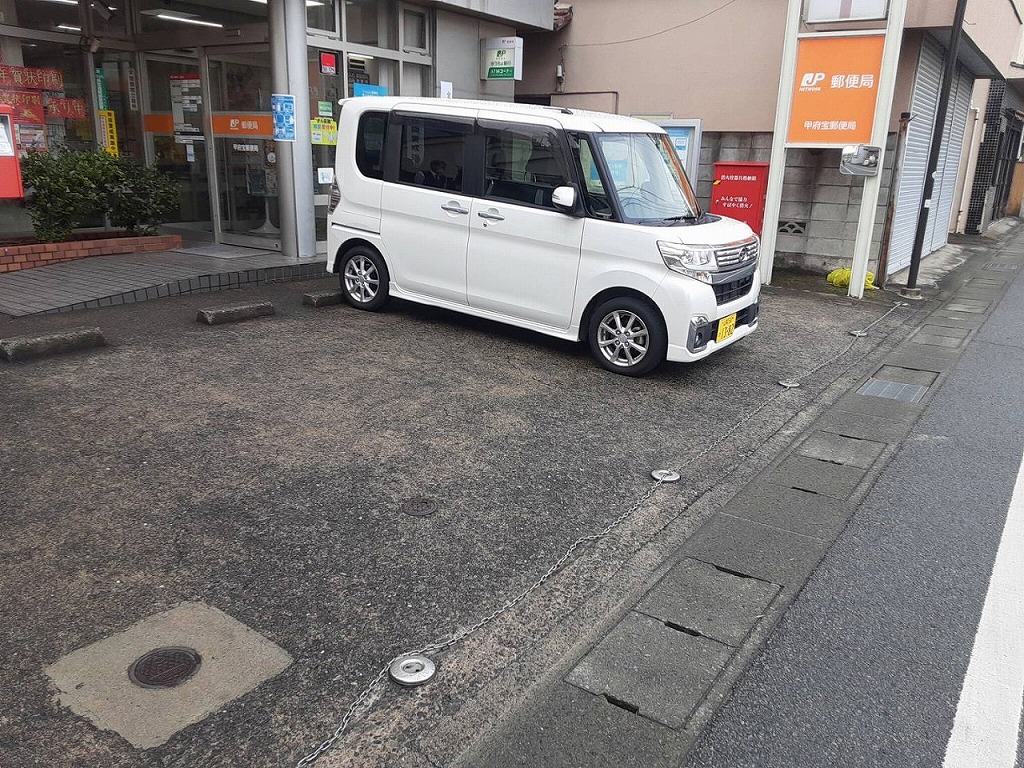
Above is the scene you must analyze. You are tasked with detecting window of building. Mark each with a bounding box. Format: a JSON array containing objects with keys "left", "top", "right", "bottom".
[
  {"left": 401, "top": 7, "right": 427, "bottom": 51},
  {"left": 345, "top": 0, "right": 398, "bottom": 50},
  {"left": 308, "top": 0, "right": 336, "bottom": 33},
  {"left": 0, "top": 37, "right": 93, "bottom": 155},
  {"left": 393, "top": 113, "right": 470, "bottom": 192},
  {"left": 480, "top": 120, "right": 571, "bottom": 210}
]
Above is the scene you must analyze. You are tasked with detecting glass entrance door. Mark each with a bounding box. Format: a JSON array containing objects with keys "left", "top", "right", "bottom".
[
  {"left": 144, "top": 55, "right": 213, "bottom": 238},
  {"left": 204, "top": 47, "right": 280, "bottom": 250}
]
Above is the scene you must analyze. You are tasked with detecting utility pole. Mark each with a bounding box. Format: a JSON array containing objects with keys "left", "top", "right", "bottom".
[{"left": 900, "top": 0, "right": 969, "bottom": 299}]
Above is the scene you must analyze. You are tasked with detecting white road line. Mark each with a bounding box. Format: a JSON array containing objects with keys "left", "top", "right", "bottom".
[{"left": 943, "top": 446, "right": 1024, "bottom": 768}]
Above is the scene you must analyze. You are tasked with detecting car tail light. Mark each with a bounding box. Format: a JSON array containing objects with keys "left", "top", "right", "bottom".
[{"left": 328, "top": 178, "right": 341, "bottom": 213}]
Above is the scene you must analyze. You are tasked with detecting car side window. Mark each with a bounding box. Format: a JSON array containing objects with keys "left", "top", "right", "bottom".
[
  {"left": 479, "top": 120, "right": 572, "bottom": 210},
  {"left": 393, "top": 113, "right": 471, "bottom": 193},
  {"left": 355, "top": 111, "right": 387, "bottom": 180},
  {"left": 571, "top": 134, "right": 615, "bottom": 220}
]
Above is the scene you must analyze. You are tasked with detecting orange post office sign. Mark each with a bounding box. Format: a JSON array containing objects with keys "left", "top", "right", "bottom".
[
  {"left": 788, "top": 35, "right": 884, "bottom": 146},
  {"left": 211, "top": 114, "right": 273, "bottom": 138}
]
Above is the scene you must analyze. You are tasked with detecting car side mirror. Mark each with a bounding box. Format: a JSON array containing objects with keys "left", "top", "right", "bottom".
[{"left": 552, "top": 185, "right": 579, "bottom": 215}]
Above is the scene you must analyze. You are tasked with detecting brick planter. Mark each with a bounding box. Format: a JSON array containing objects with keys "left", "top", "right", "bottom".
[{"left": 0, "top": 234, "right": 182, "bottom": 275}]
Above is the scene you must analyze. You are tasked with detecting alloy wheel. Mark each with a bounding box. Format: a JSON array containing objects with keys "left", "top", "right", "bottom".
[{"left": 597, "top": 309, "right": 650, "bottom": 368}]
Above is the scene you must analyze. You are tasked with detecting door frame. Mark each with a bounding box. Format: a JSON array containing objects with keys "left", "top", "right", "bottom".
[{"left": 201, "top": 43, "right": 282, "bottom": 251}]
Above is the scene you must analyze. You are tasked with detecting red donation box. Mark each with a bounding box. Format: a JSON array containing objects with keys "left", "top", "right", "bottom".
[
  {"left": 710, "top": 161, "right": 769, "bottom": 237},
  {"left": 0, "top": 105, "right": 23, "bottom": 199}
]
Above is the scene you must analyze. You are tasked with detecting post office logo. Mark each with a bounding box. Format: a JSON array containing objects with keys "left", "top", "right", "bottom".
[{"left": 799, "top": 72, "right": 826, "bottom": 90}]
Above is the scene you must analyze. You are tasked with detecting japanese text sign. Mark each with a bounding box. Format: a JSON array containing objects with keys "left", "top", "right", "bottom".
[
  {"left": 0, "top": 65, "right": 63, "bottom": 91},
  {"left": 788, "top": 35, "right": 884, "bottom": 146},
  {"left": 0, "top": 90, "right": 45, "bottom": 124}
]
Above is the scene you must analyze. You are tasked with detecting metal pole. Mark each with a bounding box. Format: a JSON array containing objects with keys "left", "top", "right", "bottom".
[
  {"left": 285, "top": 0, "right": 317, "bottom": 258},
  {"left": 876, "top": 113, "right": 913, "bottom": 288},
  {"left": 269, "top": 0, "right": 297, "bottom": 257},
  {"left": 759, "top": 0, "right": 803, "bottom": 286},
  {"left": 847, "top": 0, "right": 907, "bottom": 299},
  {"left": 901, "top": 0, "right": 969, "bottom": 298}
]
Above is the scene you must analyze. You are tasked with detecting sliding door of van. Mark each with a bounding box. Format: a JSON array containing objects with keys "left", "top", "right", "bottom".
[
  {"left": 380, "top": 111, "right": 474, "bottom": 305},
  {"left": 466, "top": 116, "right": 584, "bottom": 330}
]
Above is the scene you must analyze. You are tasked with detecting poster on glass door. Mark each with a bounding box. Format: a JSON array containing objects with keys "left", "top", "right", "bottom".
[{"left": 170, "top": 73, "right": 203, "bottom": 143}]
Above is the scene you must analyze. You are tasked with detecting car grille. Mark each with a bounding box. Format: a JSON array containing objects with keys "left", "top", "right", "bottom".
[
  {"left": 713, "top": 274, "right": 754, "bottom": 305},
  {"left": 715, "top": 238, "right": 759, "bottom": 269}
]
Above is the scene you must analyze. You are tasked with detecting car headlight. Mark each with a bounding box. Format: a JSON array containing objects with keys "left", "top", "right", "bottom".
[{"left": 658, "top": 241, "right": 718, "bottom": 282}]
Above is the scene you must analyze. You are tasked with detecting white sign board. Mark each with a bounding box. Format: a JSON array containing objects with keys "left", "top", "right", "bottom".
[
  {"left": 480, "top": 37, "right": 523, "bottom": 81},
  {"left": 805, "top": 0, "right": 887, "bottom": 23},
  {"left": 0, "top": 117, "right": 14, "bottom": 157}
]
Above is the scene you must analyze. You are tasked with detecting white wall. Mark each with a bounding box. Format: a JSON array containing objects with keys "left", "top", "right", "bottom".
[
  {"left": 434, "top": 0, "right": 551, "bottom": 30},
  {"left": 435, "top": 10, "right": 516, "bottom": 101}
]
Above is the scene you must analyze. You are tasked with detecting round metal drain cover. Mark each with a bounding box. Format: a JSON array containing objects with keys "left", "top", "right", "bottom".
[
  {"left": 128, "top": 647, "right": 202, "bottom": 689},
  {"left": 651, "top": 469, "right": 681, "bottom": 482},
  {"left": 401, "top": 497, "right": 437, "bottom": 517},
  {"left": 388, "top": 654, "right": 436, "bottom": 687}
]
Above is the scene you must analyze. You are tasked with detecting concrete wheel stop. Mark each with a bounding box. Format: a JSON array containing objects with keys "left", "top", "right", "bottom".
[
  {"left": 302, "top": 289, "right": 343, "bottom": 308},
  {"left": 0, "top": 326, "right": 106, "bottom": 362},
  {"left": 196, "top": 301, "right": 275, "bottom": 325}
]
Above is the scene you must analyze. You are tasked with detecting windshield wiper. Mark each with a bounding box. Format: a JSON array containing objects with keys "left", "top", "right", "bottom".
[{"left": 662, "top": 214, "right": 700, "bottom": 221}]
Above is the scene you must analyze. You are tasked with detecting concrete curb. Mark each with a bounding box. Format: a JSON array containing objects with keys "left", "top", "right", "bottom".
[
  {"left": 302, "top": 289, "right": 343, "bottom": 308},
  {"left": 196, "top": 302, "right": 275, "bottom": 326},
  {"left": 20, "top": 261, "right": 328, "bottom": 318},
  {"left": 0, "top": 326, "right": 107, "bottom": 362}
]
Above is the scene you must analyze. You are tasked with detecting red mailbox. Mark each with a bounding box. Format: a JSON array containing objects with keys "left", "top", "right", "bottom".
[
  {"left": 710, "top": 161, "right": 769, "bottom": 237},
  {"left": 0, "top": 105, "right": 24, "bottom": 199}
]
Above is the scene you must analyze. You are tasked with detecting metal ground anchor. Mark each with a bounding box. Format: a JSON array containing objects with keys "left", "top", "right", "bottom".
[
  {"left": 388, "top": 654, "right": 436, "bottom": 687},
  {"left": 651, "top": 469, "right": 681, "bottom": 482},
  {"left": 778, "top": 379, "right": 801, "bottom": 389}
]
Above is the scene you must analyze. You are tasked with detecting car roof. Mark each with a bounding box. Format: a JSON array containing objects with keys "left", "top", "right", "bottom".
[{"left": 339, "top": 96, "right": 665, "bottom": 134}]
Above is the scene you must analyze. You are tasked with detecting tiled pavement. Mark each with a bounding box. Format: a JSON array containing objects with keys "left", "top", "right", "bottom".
[{"left": 0, "top": 248, "right": 328, "bottom": 317}]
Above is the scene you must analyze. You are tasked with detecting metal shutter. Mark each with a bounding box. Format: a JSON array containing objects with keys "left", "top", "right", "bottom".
[
  {"left": 887, "top": 35, "right": 943, "bottom": 274},
  {"left": 927, "top": 64, "right": 973, "bottom": 251}
]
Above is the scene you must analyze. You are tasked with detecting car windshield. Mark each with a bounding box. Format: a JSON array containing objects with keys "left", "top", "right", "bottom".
[{"left": 594, "top": 133, "right": 701, "bottom": 222}]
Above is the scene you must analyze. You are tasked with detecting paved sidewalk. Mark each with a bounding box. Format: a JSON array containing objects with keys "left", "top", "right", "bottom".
[
  {"left": 0, "top": 246, "right": 327, "bottom": 317},
  {"left": 457, "top": 222, "right": 1024, "bottom": 767}
]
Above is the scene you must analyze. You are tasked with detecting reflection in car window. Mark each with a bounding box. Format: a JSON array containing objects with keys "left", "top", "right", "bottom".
[
  {"left": 572, "top": 134, "right": 614, "bottom": 220},
  {"left": 594, "top": 133, "right": 700, "bottom": 222},
  {"left": 480, "top": 120, "right": 570, "bottom": 210},
  {"left": 355, "top": 111, "right": 387, "bottom": 179},
  {"left": 395, "top": 115, "right": 469, "bottom": 192}
]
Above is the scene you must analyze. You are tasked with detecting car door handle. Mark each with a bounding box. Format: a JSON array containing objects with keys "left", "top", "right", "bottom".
[
  {"left": 440, "top": 202, "right": 470, "bottom": 215},
  {"left": 478, "top": 209, "right": 505, "bottom": 221}
]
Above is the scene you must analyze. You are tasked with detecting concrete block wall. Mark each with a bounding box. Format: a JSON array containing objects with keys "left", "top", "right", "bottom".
[{"left": 696, "top": 132, "right": 897, "bottom": 275}]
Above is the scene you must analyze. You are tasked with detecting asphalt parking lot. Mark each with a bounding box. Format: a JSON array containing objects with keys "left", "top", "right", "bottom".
[{"left": 0, "top": 274, "right": 922, "bottom": 767}]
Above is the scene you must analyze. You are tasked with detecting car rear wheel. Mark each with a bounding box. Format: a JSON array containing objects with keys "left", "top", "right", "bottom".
[
  {"left": 339, "top": 246, "right": 390, "bottom": 311},
  {"left": 588, "top": 296, "right": 667, "bottom": 376}
]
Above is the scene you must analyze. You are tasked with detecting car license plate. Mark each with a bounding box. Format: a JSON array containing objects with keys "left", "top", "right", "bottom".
[{"left": 716, "top": 313, "right": 737, "bottom": 343}]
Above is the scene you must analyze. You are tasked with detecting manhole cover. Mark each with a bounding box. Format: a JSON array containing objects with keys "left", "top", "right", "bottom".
[
  {"left": 128, "top": 647, "right": 202, "bottom": 689},
  {"left": 401, "top": 497, "right": 437, "bottom": 517}
]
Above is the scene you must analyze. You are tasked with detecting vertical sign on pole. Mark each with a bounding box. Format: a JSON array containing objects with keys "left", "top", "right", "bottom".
[
  {"left": 761, "top": 0, "right": 905, "bottom": 297},
  {"left": 271, "top": 93, "right": 296, "bottom": 142},
  {"left": 787, "top": 35, "right": 884, "bottom": 147}
]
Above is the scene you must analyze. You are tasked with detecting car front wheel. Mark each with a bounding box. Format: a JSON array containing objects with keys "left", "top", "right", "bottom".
[{"left": 588, "top": 296, "right": 667, "bottom": 376}]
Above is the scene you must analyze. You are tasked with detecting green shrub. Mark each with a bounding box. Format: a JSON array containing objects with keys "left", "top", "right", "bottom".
[
  {"left": 20, "top": 150, "right": 118, "bottom": 242},
  {"left": 109, "top": 161, "right": 179, "bottom": 235},
  {"left": 20, "top": 150, "right": 179, "bottom": 241}
]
